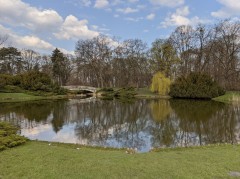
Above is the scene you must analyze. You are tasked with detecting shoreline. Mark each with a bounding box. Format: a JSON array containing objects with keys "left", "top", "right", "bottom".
[
  {"left": 0, "top": 93, "right": 68, "bottom": 103},
  {"left": 26, "top": 139, "right": 240, "bottom": 153},
  {"left": 0, "top": 90, "right": 239, "bottom": 103}
]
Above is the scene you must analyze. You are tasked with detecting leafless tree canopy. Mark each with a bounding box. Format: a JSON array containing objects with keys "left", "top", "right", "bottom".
[{"left": 0, "top": 19, "right": 239, "bottom": 90}]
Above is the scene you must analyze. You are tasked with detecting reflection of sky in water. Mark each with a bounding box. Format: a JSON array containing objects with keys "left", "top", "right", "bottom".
[
  {"left": 1, "top": 99, "right": 240, "bottom": 152},
  {"left": 21, "top": 122, "right": 153, "bottom": 152},
  {"left": 21, "top": 123, "right": 78, "bottom": 144}
]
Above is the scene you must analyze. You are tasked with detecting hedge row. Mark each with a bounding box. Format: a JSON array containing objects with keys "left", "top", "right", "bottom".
[{"left": 0, "top": 71, "right": 66, "bottom": 94}]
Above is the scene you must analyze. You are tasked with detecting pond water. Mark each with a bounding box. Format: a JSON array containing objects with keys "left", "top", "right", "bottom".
[{"left": 1, "top": 98, "right": 240, "bottom": 152}]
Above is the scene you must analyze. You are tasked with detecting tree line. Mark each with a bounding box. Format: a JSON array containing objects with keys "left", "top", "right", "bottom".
[{"left": 0, "top": 19, "right": 239, "bottom": 90}]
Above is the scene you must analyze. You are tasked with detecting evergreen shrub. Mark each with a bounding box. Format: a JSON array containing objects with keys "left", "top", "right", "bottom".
[{"left": 169, "top": 73, "right": 225, "bottom": 99}]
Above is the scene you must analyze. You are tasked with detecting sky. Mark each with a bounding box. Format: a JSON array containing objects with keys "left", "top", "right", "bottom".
[{"left": 0, "top": 0, "right": 239, "bottom": 55}]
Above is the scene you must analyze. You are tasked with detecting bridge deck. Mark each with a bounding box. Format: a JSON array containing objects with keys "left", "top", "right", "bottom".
[{"left": 63, "top": 86, "right": 97, "bottom": 93}]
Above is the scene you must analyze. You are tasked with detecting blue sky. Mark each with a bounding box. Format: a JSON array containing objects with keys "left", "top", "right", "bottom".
[{"left": 0, "top": 0, "right": 239, "bottom": 54}]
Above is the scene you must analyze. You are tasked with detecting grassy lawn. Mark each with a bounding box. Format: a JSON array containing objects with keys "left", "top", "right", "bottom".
[
  {"left": 213, "top": 91, "right": 240, "bottom": 103},
  {"left": 135, "top": 88, "right": 170, "bottom": 99},
  {"left": 0, "top": 141, "right": 240, "bottom": 179},
  {"left": 0, "top": 93, "right": 67, "bottom": 103}
]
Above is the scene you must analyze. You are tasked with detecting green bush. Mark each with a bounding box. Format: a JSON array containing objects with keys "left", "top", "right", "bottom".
[
  {"left": 19, "top": 71, "right": 67, "bottom": 95},
  {"left": 99, "top": 88, "right": 114, "bottom": 92},
  {"left": 0, "top": 80, "right": 3, "bottom": 89},
  {"left": 169, "top": 73, "right": 225, "bottom": 99},
  {"left": 115, "top": 87, "right": 137, "bottom": 98},
  {"left": 0, "top": 74, "right": 14, "bottom": 88},
  {"left": 0, "top": 72, "right": 67, "bottom": 95},
  {"left": 0, "top": 85, "right": 24, "bottom": 93},
  {"left": 20, "top": 71, "right": 52, "bottom": 91},
  {"left": 98, "top": 87, "right": 136, "bottom": 100},
  {"left": 0, "top": 122, "right": 28, "bottom": 151}
]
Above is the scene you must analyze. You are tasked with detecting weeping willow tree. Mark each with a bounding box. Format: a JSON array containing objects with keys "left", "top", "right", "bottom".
[{"left": 150, "top": 72, "right": 171, "bottom": 95}]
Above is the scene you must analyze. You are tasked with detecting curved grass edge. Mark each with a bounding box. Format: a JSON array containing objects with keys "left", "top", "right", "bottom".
[
  {"left": 1, "top": 140, "right": 240, "bottom": 179},
  {"left": 14, "top": 140, "right": 239, "bottom": 154},
  {"left": 213, "top": 91, "right": 240, "bottom": 103}
]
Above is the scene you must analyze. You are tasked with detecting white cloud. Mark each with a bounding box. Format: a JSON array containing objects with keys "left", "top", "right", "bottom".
[
  {"left": 176, "top": 6, "right": 189, "bottom": 16},
  {"left": 149, "top": 0, "right": 184, "bottom": 7},
  {"left": 0, "top": 0, "right": 100, "bottom": 40},
  {"left": 117, "top": 7, "right": 139, "bottom": 14},
  {"left": 0, "top": 23, "right": 75, "bottom": 55},
  {"left": 0, "top": 0, "right": 63, "bottom": 32},
  {"left": 54, "top": 15, "right": 99, "bottom": 40},
  {"left": 94, "top": 0, "right": 109, "bottom": 9},
  {"left": 146, "top": 13, "right": 155, "bottom": 20},
  {"left": 161, "top": 6, "right": 190, "bottom": 27},
  {"left": 211, "top": 0, "right": 240, "bottom": 18},
  {"left": 91, "top": 25, "right": 110, "bottom": 32},
  {"left": 0, "top": 24, "right": 54, "bottom": 51},
  {"left": 16, "top": 36, "right": 54, "bottom": 51},
  {"left": 161, "top": 6, "right": 209, "bottom": 28}
]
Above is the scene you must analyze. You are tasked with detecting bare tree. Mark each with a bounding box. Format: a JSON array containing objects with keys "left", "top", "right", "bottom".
[
  {"left": 169, "top": 25, "right": 195, "bottom": 75},
  {"left": 0, "top": 34, "right": 8, "bottom": 46},
  {"left": 21, "top": 49, "right": 41, "bottom": 71},
  {"left": 210, "top": 20, "right": 240, "bottom": 89},
  {"left": 75, "top": 35, "right": 112, "bottom": 87}
]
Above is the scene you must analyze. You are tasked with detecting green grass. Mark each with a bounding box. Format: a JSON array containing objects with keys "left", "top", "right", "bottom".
[
  {"left": 213, "top": 91, "right": 240, "bottom": 103},
  {"left": 97, "top": 87, "right": 170, "bottom": 99},
  {"left": 0, "top": 141, "right": 239, "bottom": 179},
  {"left": 135, "top": 88, "right": 171, "bottom": 99},
  {"left": 0, "top": 93, "right": 67, "bottom": 103}
]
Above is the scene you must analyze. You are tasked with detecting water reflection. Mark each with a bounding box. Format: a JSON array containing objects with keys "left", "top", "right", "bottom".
[
  {"left": 170, "top": 100, "right": 239, "bottom": 146},
  {"left": 0, "top": 98, "right": 239, "bottom": 152}
]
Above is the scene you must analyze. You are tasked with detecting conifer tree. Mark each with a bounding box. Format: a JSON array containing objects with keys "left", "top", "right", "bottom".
[{"left": 51, "top": 48, "right": 71, "bottom": 86}]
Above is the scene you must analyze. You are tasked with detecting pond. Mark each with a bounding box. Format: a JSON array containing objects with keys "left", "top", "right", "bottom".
[{"left": 0, "top": 98, "right": 240, "bottom": 152}]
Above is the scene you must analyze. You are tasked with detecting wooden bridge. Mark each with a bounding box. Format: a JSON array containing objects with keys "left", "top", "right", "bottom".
[{"left": 62, "top": 86, "right": 98, "bottom": 93}]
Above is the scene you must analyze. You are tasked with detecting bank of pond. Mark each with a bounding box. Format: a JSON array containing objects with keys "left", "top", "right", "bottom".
[{"left": 0, "top": 96, "right": 240, "bottom": 152}]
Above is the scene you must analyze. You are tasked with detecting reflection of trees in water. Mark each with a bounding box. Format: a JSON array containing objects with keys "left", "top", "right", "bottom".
[
  {"left": 204, "top": 106, "right": 238, "bottom": 144},
  {"left": 150, "top": 100, "right": 172, "bottom": 122},
  {"left": 73, "top": 100, "right": 151, "bottom": 150},
  {"left": 1, "top": 99, "right": 239, "bottom": 150},
  {"left": 149, "top": 100, "right": 176, "bottom": 147},
  {"left": 0, "top": 100, "right": 70, "bottom": 133},
  {"left": 169, "top": 100, "right": 239, "bottom": 146},
  {"left": 0, "top": 101, "right": 54, "bottom": 128},
  {"left": 72, "top": 99, "right": 240, "bottom": 149},
  {"left": 51, "top": 100, "right": 70, "bottom": 133}
]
